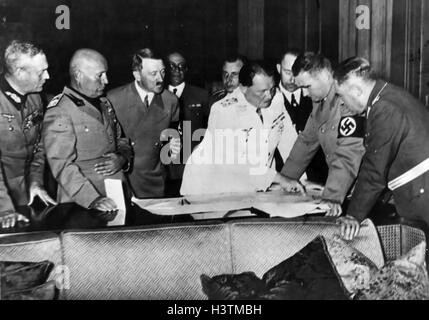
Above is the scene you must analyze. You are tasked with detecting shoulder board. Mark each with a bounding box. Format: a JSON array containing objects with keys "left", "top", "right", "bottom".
[
  {"left": 212, "top": 89, "right": 226, "bottom": 96},
  {"left": 47, "top": 94, "right": 65, "bottom": 109},
  {"left": 338, "top": 115, "right": 366, "bottom": 138},
  {"left": 64, "top": 93, "right": 85, "bottom": 107}
]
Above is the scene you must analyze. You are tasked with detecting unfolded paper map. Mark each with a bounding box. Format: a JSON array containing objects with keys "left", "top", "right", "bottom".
[{"left": 132, "top": 185, "right": 329, "bottom": 219}]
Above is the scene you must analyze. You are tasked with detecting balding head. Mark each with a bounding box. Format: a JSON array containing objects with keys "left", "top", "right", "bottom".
[
  {"left": 277, "top": 50, "right": 300, "bottom": 92},
  {"left": 69, "top": 49, "right": 108, "bottom": 98}
]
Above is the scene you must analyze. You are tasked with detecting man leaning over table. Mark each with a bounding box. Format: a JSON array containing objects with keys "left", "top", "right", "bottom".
[
  {"left": 274, "top": 53, "right": 366, "bottom": 217},
  {"left": 180, "top": 60, "right": 298, "bottom": 195},
  {"left": 333, "top": 57, "right": 429, "bottom": 240}
]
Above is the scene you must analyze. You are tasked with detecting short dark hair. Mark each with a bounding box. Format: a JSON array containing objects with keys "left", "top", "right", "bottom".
[
  {"left": 239, "top": 60, "right": 276, "bottom": 87},
  {"left": 291, "top": 52, "right": 332, "bottom": 77},
  {"left": 333, "top": 56, "right": 373, "bottom": 85},
  {"left": 279, "top": 49, "right": 301, "bottom": 63},
  {"left": 223, "top": 54, "right": 248, "bottom": 67},
  {"left": 132, "top": 48, "right": 162, "bottom": 71},
  {"left": 3, "top": 40, "right": 44, "bottom": 75}
]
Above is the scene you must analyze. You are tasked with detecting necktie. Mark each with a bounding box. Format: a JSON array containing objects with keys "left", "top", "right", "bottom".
[
  {"left": 256, "top": 108, "right": 264, "bottom": 124},
  {"left": 291, "top": 93, "right": 298, "bottom": 107},
  {"left": 144, "top": 95, "right": 149, "bottom": 109},
  {"left": 173, "top": 88, "right": 178, "bottom": 96}
]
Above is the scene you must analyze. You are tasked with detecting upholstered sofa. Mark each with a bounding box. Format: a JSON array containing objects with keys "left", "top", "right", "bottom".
[{"left": 0, "top": 218, "right": 425, "bottom": 300}]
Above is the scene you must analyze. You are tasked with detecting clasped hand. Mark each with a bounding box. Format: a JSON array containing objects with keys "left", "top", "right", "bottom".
[{"left": 94, "top": 153, "right": 126, "bottom": 176}]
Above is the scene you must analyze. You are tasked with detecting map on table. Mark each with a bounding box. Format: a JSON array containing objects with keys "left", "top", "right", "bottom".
[{"left": 131, "top": 188, "right": 329, "bottom": 219}]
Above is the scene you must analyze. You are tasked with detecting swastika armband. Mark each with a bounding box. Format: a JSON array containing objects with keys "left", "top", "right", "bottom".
[{"left": 338, "top": 115, "right": 365, "bottom": 138}]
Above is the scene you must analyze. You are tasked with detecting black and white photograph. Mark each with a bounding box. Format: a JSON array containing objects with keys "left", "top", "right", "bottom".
[{"left": 0, "top": 0, "right": 429, "bottom": 306}]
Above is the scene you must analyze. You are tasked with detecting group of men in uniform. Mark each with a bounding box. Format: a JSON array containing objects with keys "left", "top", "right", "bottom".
[{"left": 1, "top": 39, "right": 429, "bottom": 241}]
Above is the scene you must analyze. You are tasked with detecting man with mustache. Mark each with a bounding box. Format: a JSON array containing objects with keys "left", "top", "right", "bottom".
[
  {"left": 42, "top": 49, "right": 132, "bottom": 218},
  {"left": 108, "top": 48, "right": 180, "bottom": 199},
  {"left": 0, "top": 40, "right": 56, "bottom": 229}
]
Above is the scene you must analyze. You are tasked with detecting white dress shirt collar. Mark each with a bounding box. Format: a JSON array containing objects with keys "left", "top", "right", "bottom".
[
  {"left": 135, "top": 81, "right": 155, "bottom": 106},
  {"left": 168, "top": 82, "right": 186, "bottom": 98},
  {"left": 279, "top": 83, "right": 301, "bottom": 105}
]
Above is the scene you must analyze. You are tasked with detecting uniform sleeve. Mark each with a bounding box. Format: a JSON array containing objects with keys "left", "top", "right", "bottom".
[
  {"left": 42, "top": 108, "right": 101, "bottom": 208},
  {"left": 28, "top": 132, "right": 45, "bottom": 187},
  {"left": 322, "top": 134, "right": 365, "bottom": 203},
  {"left": 281, "top": 112, "right": 320, "bottom": 179},
  {"left": 347, "top": 106, "right": 403, "bottom": 222},
  {"left": 0, "top": 151, "right": 16, "bottom": 215},
  {"left": 113, "top": 111, "right": 133, "bottom": 172}
]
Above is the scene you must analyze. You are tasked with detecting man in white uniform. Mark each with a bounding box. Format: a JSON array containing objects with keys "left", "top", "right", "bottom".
[{"left": 180, "top": 61, "right": 298, "bottom": 195}]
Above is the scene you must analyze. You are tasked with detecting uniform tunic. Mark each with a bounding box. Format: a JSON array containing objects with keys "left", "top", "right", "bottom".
[
  {"left": 281, "top": 85, "right": 365, "bottom": 203},
  {"left": 42, "top": 87, "right": 132, "bottom": 209},
  {"left": 180, "top": 87, "right": 291, "bottom": 195},
  {"left": 0, "top": 88, "right": 45, "bottom": 214},
  {"left": 348, "top": 81, "right": 429, "bottom": 225}
]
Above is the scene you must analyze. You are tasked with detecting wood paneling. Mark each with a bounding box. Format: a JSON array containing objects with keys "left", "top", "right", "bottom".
[
  {"left": 390, "top": 0, "right": 427, "bottom": 100},
  {"left": 238, "top": 0, "right": 264, "bottom": 59},
  {"left": 422, "top": 0, "right": 429, "bottom": 106},
  {"left": 339, "top": 0, "right": 393, "bottom": 79},
  {"left": 264, "top": 0, "right": 339, "bottom": 63}
]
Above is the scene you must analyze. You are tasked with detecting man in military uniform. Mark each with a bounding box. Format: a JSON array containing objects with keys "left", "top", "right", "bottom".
[
  {"left": 208, "top": 54, "right": 246, "bottom": 107},
  {"left": 165, "top": 52, "right": 210, "bottom": 197},
  {"left": 274, "top": 53, "right": 365, "bottom": 216},
  {"left": 275, "top": 50, "right": 329, "bottom": 182},
  {"left": 0, "top": 40, "right": 56, "bottom": 230},
  {"left": 107, "top": 48, "right": 180, "bottom": 199},
  {"left": 180, "top": 61, "right": 287, "bottom": 195},
  {"left": 333, "top": 57, "right": 429, "bottom": 240},
  {"left": 42, "top": 49, "right": 132, "bottom": 215}
]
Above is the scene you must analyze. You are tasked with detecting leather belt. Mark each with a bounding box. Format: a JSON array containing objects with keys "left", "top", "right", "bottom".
[{"left": 388, "top": 158, "right": 429, "bottom": 191}]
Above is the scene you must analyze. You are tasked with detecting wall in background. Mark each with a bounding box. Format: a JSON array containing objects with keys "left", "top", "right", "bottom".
[
  {"left": 0, "top": 0, "right": 238, "bottom": 93},
  {"left": 0, "top": 0, "right": 427, "bottom": 102},
  {"left": 264, "top": 0, "right": 339, "bottom": 64}
]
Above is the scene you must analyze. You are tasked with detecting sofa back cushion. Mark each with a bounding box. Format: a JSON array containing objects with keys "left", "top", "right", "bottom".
[
  {"left": 61, "top": 223, "right": 233, "bottom": 300},
  {"left": 229, "top": 219, "right": 385, "bottom": 277},
  {"left": 0, "top": 232, "right": 62, "bottom": 273}
]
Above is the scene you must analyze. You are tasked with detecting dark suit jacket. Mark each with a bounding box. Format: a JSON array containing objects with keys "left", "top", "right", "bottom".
[
  {"left": 168, "top": 83, "right": 209, "bottom": 180},
  {"left": 108, "top": 82, "right": 179, "bottom": 198}
]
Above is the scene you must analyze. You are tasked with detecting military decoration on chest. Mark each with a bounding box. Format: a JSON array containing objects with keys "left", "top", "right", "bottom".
[
  {"left": 23, "top": 110, "right": 43, "bottom": 132},
  {"left": 220, "top": 97, "right": 238, "bottom": 108},
  {"left": 338, "top": 115, "right": 366, "bottom": 138},
  {"left": 1, "top": 113, "right": 15, "bottom": 132}
]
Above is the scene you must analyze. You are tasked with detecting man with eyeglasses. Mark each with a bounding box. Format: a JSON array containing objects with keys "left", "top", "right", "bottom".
[
  {"left": 274, "top": 52, "right": 365, "bottom": 216},
  {"left": 108, "top": 48, "right": 180, "bottom": 200},
  {"left": 0, "top": 40, "right": 56, "bottom": 230},
  {"left": 165, "top": 52, "right": 209, "bottom": 197}
]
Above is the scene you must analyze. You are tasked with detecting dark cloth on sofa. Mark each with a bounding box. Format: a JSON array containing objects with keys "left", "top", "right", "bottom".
[
  {"left": 0, "top": 260, "right": 56, "bottom": 300},
  {"left": 201, "top": 236, "right": 349, "bottom": 300}
]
